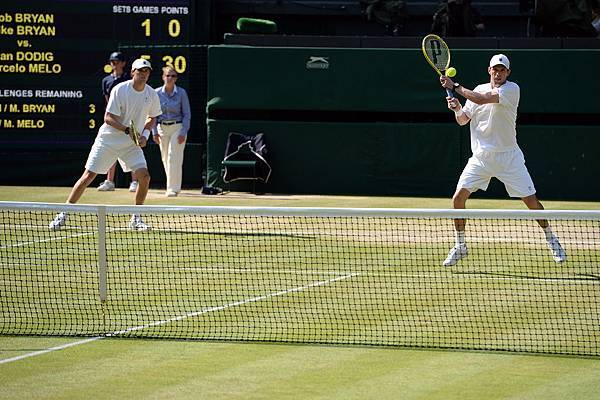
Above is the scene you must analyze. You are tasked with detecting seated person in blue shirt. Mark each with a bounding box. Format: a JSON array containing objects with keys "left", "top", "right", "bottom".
[{"left": 152, "top": 66, "right": 191, "bottom": 197}]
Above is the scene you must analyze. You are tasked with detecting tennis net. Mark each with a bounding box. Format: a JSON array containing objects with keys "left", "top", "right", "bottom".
[{"left": 1, "top": 201, "right": 598, "bottom": 356}]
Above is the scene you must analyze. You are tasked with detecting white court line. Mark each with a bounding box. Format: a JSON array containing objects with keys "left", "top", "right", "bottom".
[
  {"left": 107, "top": 272, "right": 359, "bottom": 336},
  {"left": 0, "top": 230, "right": 97, "bottom": 249},
  {"left": 0, "top": 337, "right": 103, "bottom": 365},
  {"left": 0, "top": 225, "right": 130, "bottom": 250},
  {"left": 1, "top": 224, "right": 91, "bottom": 231},
  {"left": 0, "top": 272, "right": 359, "bottom": 365}
]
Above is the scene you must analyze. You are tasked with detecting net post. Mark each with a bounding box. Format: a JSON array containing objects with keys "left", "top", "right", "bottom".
[{"left": 97, "top": 205, "right": 107, "bottom": 303}]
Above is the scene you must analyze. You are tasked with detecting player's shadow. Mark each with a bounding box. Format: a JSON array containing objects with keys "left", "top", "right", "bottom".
[
  {"left": 149, "top": 228, "right": 315, "bottom": 240},
  {"left": 453, "top": 271, "right": 600, "bottom": 282}
]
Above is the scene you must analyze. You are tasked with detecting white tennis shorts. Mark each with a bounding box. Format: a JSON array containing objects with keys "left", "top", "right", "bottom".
[
  {"left": 456, "top": 148, "right": 536, "bottom": 198},
  {"left": 85, "top": 134, "right": 147, "bottom": 174}
]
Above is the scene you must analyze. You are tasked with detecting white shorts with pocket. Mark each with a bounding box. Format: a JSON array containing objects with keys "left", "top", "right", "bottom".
[
  {"left": 85, "top": 133, "right": 147, "bottom": 174},
  {"left": 456, "top": 148, "right": 536, "bottom": 198}
]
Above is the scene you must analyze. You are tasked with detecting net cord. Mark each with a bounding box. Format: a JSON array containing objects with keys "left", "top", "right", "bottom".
[{"left": 1, "top": 201, "right": 599, "bottom": 221}]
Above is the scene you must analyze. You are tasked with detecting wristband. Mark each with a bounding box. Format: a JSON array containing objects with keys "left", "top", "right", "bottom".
[
  {"left": 454, "top": 109, "right": 464, "bottom": 117},
  {"left": 141, "top": 129, "right": 151, "bottom": 139}
]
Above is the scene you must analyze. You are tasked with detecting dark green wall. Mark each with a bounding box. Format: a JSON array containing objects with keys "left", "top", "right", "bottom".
[
  {"left": 208, "top": 120, "right": 464, "bottom": 196},
  {"left": 517, "top": 126, "right": 597, "bottom": 200},
  {"left": 208, "top": 46, "right": 600, "bottom": 114},
  {"left": 207, "top": 46, "right": 600, "bottom": 200},
  {"left": 207, "top": 121, "right": 598, "bottom": 200}
]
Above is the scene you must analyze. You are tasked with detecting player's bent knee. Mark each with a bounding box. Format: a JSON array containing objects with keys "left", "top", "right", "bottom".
[
  {"left": 81, "top": 170, "right": 98, "bottom": 185},
  {"left": 522, "top": 194, "right": 543, "bottom": 210},
  {"left": 452, "top": 197, "right": 465, "bottom": 209},
  {"left": 135, "top": 169, "right": 150, "bottom": 185},
  {"left": 452, "top": 189, "right": 470, "bottom": 209},
  {"left": 138, "top": 173, "right": 150, "bottom": 183}
]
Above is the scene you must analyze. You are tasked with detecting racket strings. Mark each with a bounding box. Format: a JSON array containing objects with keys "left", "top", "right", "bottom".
[{"left": 423, "top": 37, "right": 450, "bottom": 71}]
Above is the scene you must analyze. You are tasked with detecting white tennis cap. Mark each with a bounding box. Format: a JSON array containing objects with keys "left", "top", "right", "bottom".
[
  {"left": 131, "top": 58, "right": 152, "bottom": 70},
  {"left": 489, "top": 54, "right": 510, "bottom": 69}
]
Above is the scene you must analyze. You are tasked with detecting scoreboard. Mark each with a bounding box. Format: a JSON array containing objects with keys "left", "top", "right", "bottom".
[{"left": 0, "top": 0, "right": 196, "bottom": 144}]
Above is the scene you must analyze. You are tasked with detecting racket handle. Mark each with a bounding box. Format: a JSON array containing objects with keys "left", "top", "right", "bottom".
[{"left": 446, "top": 88, "right": 454, "bottom": 98}]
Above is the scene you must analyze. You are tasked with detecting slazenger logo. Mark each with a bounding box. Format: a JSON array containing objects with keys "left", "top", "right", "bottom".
[{"left": 306, "top": 56, "right": 329, "bottom": 69}]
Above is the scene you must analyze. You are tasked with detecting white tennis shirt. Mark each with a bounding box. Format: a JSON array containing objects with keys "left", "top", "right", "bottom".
[
  {"left": 462, "top": 80, "right": 520, "bottom": 155},
  {"left": 99, "top": 80, "right": 162, "bottom": 138}
]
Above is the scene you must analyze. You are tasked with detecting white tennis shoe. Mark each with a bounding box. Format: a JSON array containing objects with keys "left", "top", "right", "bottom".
[
  {"left": 129, "top": 181, "right": 138, "bottom": 192},
  {"left": 97, "top": 180, "right": 115, "bottom": 191},
  {"left": 49, "top": 212, "right": 67, "bottom": 230},
  {"left": 547, "top": 234, "right": 566, "bottom": 263},
  {"left": 443, "top": 244, "right": 468, "bottom": 267},
  {"left": 129, "top": 214, "right": 150, "bottom": 231}
]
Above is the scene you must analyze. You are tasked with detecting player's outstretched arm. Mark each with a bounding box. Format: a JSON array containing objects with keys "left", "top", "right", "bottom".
[
  {"left": 440, "top": 76, "right": 499, "bottom": 105},
  {"left": 455, "top": 86, "right": 499, "bottom": 105}
]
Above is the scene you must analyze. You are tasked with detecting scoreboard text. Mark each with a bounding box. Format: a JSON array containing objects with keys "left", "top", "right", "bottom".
[{"left": 0, "top": 0, "right": 192, "bottom": 143}]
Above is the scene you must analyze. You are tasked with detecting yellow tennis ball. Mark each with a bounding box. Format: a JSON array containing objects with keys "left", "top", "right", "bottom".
[{"left": 446, "top": 67, "right": 457, "bottom": 78}]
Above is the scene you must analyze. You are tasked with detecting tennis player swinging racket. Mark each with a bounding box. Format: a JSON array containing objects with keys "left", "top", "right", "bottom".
[{"left": 430, "top": 51, "right": 568, "bottom": 267}]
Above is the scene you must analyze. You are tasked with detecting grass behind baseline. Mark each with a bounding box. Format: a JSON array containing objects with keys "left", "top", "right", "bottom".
[{"left": 0, "top": 185, "right": 599, "bottom": 209}]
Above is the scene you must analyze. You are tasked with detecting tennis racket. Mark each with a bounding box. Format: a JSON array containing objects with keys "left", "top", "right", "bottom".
[
  {"left": 129, "top": 119, "right": 141, "bottom": 146},
  {"left": 421, "top": 34, "right": 454, "bottom": 98}
]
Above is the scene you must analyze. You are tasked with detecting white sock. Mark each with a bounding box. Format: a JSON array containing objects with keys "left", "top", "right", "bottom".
[
  {"left": 543, "top": 225, "right": 554, "bottom": 241},
  {"left": 455, "top": 230, "right": 466, "bottom": 246}
]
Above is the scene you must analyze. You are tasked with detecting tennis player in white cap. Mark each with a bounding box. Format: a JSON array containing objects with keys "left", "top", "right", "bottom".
[
  {"left": 49, "top": 58, "right": 162, "bottom": 231},
  {"left": 439, "top": 53, "right": 566, "bottom": 266}
]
